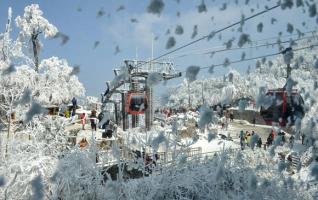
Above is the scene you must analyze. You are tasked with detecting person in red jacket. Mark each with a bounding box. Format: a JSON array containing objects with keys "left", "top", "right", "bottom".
[{"left": 81, "top": 113, "right": 87, "bottom": 130}]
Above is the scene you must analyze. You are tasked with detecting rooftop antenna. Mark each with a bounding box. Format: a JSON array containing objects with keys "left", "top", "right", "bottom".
[
  {"left": 151, "top": 33, "right": 154, "bottom": 60},
  {"left": 135, "top": 46, "right": 138, "bottom": 60},
  {"left": 151, "top": 33, "right": 154, "bottom": 71}
]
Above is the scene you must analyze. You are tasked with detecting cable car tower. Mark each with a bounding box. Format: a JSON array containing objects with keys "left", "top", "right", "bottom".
[{"left": 101, "top": 59, "right": 181, "bottom": 131}]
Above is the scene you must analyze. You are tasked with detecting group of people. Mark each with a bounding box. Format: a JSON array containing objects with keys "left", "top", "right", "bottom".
[
  {"left": 239, "top": 130, "right": 263, "bottom": 150},
  {"left": 62, "top": 97, "right": 99, "bottom": 131},
  {"left": 239, "top": 128, "right": 297, "bottom": 151},
  {"left": 80, "top": 109, "right": 98, "bottom": 131},
  {"left": 220, "top": 110, "right": 234, "bottom": 130},
  {"left": 266, "top": 129, "right": 295, "bottom": 148}
]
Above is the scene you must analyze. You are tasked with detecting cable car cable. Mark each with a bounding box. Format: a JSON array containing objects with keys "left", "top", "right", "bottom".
[
  {"left": 169, "top": 33, "right": 318, "bottom": 59},
  {"left": 180, "top": 43, "right": 318, "bottom": 73},
  {"left": 135, "top": 3, "right": 281, "bottom": 68},
  {"left": 167, "top": 29, "right": 318, "bottom": 59}
]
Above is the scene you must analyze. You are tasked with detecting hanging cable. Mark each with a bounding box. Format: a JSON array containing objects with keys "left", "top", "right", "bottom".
[
  {"left": 136, "top": 3, "right": 281, "bottom": 67},
  {"left": 169, "top": 33, "right": 318, "bottom": 59},
  {"left": 180, "top": 43, "right": 318, "bottom": 73},
  {"left": 168, "top": 29, "right": 318, "bottom": 59}
]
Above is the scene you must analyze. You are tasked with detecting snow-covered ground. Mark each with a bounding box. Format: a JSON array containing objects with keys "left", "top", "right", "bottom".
[{"left": 1, "top": 2, "right": 318, "bottom": 200}]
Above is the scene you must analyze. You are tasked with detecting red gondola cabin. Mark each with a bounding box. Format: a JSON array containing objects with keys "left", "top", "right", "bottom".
[
  {"left": 260, "top": 88, "right": 304, "bottom": 126},
  {"left": 126, "top": 92, "right": 148, "bottom": 115}
]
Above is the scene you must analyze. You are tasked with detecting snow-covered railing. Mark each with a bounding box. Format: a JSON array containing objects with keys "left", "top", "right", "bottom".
[
  {"left": 157, "top": 147, "right": 240, "bottom": 169},
  {"left": 156, "top": 147, "right": 202, "bottom": 164}
]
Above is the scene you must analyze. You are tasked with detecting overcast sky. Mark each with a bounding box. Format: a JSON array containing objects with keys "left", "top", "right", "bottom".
[{"left": 0, "top": 0, "right": 317, "bottom": 98}]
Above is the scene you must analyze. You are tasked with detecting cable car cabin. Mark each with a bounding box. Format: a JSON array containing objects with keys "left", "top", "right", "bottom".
[
  {"left": 126, "top": 92, "right": 148, "bottom": 115},
  {"left": 260, "top": 89, "right": 304, "bottom": 127}
]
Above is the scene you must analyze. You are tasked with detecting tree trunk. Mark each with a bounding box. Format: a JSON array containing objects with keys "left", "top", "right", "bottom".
[
  {"left": 32, "top": 33, "right": 39, "bottom": 72},
  {"left": 5, "top": 105, "right": 12, "bottom": 158}
]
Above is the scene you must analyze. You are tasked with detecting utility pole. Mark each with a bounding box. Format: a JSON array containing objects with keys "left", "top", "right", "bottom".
[
  {"left": 201, "top": 82, "right": 205, "bottom": 105},
  {"left": 281, "top": 47, "right": 293, "bottom": 79},
  {"left": 188, "top": 81, "right": 191, "bottom": 108}
]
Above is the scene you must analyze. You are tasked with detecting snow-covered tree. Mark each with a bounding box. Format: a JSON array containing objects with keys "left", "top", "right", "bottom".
[
  {"left": 15, "top": 4, "right": 58, "bottom": 72},
  {"left": 35, "top": 57, "right": 85, "bottom": 105}
]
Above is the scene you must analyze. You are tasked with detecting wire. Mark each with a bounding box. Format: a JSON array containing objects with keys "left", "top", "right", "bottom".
[
  {"left": 181, "top": 43, "right": 318, "bottom": 73},
  {"left": 136, "top": 3, "right": 281, "bottom": 67},
  {"left": 169, "top": 31, "right": 317, "bottom": 59},
  {"left": 170, "top": 33, "right": 318, "bottom": 59},
  {"left": 168, "top": 29, "right": 318, "bottom": 59}
]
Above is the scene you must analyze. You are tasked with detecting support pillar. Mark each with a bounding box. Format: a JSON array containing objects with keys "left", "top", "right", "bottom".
[
  {"left": 121, "top": 93, "right": 128, "bottom": 131},
  {"left": 114, "top": 103, "right": 119, "bottom": 125},
  {"left": 145, "top": 85, "right": 153, "bottom": 131}
]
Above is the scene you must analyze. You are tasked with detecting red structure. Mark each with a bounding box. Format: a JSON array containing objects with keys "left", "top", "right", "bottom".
[
  {"left": 260, "top": 88, "right": 304, "bottom": 127},
  {"left": 126, "top": 92, "right": 148, "bottom": 115}
]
